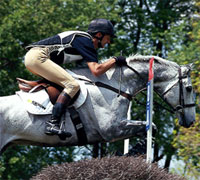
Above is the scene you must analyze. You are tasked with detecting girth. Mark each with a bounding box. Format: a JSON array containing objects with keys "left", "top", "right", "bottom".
[{"left": 68, "top": 107, "right": 88, "bottom": 145}]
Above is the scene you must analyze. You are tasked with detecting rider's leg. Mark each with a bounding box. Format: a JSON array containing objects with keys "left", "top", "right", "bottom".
[
  {"left": 24, "top": 47, "right": 80, "bottom": 136},
  {"left": 45, "top": 90, "right": 72, "bottom": 136}
]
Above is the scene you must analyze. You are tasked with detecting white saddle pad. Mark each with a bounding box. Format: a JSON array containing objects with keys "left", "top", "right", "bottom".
[{"left": 16, "top": 71, "right": 88, "bottom": 115}]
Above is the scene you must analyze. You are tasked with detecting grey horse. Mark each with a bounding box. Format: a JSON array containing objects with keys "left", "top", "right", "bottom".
[{"left": 0, "top": 55, "right": 196, "bottom": 154}]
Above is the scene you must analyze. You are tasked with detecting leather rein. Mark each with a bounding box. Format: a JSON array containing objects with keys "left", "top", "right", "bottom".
[
  {"left": 126, "top": 64, "right": 196, "bottom": 113},
  {"left": 78, "top": 63, "right": 195, "bottom": 114}
]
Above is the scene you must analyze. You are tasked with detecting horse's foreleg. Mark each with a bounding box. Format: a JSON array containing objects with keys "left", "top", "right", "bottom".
[
  {"left": 120, "top": 120, "right": 147, "bottom": 137},
  {"left": 106, "top": 120, "right": 156, "bottom": 142},
  {"left": 121, "top": 119, "right": 156, "bottom": 135}
]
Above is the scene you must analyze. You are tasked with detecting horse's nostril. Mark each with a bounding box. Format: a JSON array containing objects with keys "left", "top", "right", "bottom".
[
  {"left": 176, "top": 105, "right": 183, "bottom": 113},
  {"left": 186, "top": 86, "right": 192, "bottom": 92}
]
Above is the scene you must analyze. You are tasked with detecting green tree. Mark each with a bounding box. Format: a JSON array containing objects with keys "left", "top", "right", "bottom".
[
  {"left": 169, "top": 1, "right": 200, "bottom": 178},
  {"left": 111, "top": 0, "right": 196, "bottom": 172},
  {"left": 0, "top": 0, "right": 119, "bottom": 179}
]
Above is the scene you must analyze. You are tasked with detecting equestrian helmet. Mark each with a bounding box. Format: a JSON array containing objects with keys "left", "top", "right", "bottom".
[{"left": 87, "top": 19, "right": 115, "bottom": 37}]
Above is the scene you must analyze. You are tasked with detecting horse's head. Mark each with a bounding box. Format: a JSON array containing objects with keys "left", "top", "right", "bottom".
[
  {"left": 123, "top": 55, "right": 196, "bottom": 128},
  {"left": 162, "top": 64, "right": 196, "bottom": 128}
]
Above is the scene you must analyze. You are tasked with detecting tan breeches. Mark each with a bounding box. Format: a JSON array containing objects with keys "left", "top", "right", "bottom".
[{"left": 24, "top": 47, "right": 80, "bottom": 98}]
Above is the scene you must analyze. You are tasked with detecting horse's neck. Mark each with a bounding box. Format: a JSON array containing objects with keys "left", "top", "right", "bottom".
[
  {"left": 126, "top": 56, "right": 180, "bottom": 95},
  {"left": 72, "top": 66, "right": 130, "bottom": 94},
  {"left": 73, "top": 67, "right": 123, "bottom": 85},
  {"left": 71, "top": 56, "right": 180, "bottom": 97},
  {"left": 154, "top": 61, "right": 179, "bottom": 94}
]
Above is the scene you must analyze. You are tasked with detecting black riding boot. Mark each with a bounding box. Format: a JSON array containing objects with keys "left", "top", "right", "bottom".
[{"left": 45, "top": 91, "right": 72, "bottom": 137}]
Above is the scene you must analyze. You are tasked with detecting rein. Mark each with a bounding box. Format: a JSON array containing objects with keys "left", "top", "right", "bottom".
[
  {"left": 126, "top": 63, "right": 196, "bottom": 113},
  {"left": 78, "top": 61, "right": 195, "bottom": 114},
  {"left": 126, "top": 64, "right": 176, "bottom": 113},
  {"left": 77, "top": 77, "right": 133, "bottom": 101}
]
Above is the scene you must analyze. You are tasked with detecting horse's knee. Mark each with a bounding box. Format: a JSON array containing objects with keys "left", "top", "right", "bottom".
[{"left": 100, "top": 127, "right": 121, "bottom": 142}]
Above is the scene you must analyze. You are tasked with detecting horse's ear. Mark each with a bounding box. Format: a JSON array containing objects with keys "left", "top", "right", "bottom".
[{"left": 187, "top": 63, "right": 194, "bottom": 70}]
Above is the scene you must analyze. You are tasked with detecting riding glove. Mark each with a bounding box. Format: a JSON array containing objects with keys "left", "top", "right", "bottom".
[{"left": 114, "top": 56, "right": 127, "bottom": 66}]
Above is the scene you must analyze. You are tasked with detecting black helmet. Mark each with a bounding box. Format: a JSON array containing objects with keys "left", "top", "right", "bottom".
[{"left": 88, "top": 19, "right": 115, "bottom": 37}]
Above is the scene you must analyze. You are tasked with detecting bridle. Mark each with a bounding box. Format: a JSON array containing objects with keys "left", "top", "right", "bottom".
[
  {"left": 126, "top": 64, "right": 196, "bottom": 113},
  {"left": 160, "top": 67, "right": 196, "bottom": 113}
]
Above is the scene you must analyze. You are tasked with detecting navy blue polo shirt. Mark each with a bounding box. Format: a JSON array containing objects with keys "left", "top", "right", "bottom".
[
  {"left": 72, "top": 36, "right": 98, "bottom": 63},
  {"left": 50, "top": 36, "right": 98, "bottom": 66}
]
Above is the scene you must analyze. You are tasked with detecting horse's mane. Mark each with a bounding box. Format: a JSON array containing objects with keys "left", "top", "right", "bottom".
[
  {"left": 127, "top": 54, "right": 180, "bottom": 69},
  {"left": 101, "top": 54, "right": 180, "bottom": 73}
]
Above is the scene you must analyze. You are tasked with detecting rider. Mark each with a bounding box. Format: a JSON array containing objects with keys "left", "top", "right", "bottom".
[{"left": 24, "top": 18, "right": 127, "bottom": 138}]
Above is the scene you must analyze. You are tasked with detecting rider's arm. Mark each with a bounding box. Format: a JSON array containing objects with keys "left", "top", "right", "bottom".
[
  {"left": 72, "top": 36, "right": 120, "bottom": 76},
  {"left": 87, "top": 58, "right": 116, "bottom": 77}
]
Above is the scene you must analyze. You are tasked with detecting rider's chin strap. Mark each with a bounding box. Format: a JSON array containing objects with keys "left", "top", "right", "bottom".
[
  {"left": 94, "top": 33, "right": 104, "bottom": 48},
  {"left": 98, "top": 40, "right": 103, "bottom": 48}
]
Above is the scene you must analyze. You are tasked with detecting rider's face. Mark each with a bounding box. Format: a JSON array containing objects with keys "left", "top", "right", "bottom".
[
  {"left": 93, "top": 33, "right": 111, "bottom": 49},
  {"left": 101, "top": 35, "right": 111, "bottom": 48}
]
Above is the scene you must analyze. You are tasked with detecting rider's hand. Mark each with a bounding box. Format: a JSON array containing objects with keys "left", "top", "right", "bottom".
[{"left": 114, "top": 56, "right": 127, "bottom": 66}]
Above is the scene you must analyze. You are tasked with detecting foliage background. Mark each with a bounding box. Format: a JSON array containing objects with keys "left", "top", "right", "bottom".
[{"left": 0, "top": 0, "right": 199, "bottom": 179}]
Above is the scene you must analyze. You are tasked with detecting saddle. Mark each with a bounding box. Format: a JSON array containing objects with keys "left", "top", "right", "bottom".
[
  {"left": 16, "top": 78, "right": 79, "bottom": 105},
  {"left": 17, "top": 77, "right": 87, "bottom": 144}
]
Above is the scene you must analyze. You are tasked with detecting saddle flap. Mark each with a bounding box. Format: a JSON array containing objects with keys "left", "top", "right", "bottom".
[
  {"left": 16, "top": 79, "right": 88, "bottom": 115},
  {"left": 16, "top": 89, "right": 53, "bottom": 115},
  {"left": 16, "top": 70, "right": 89, "bottom": 114}
]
